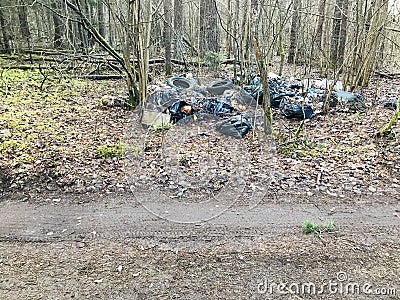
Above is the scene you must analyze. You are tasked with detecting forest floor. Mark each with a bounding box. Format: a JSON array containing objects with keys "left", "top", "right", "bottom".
[{"left": 0, "top": 65, "right": 399, "bottom": 298}]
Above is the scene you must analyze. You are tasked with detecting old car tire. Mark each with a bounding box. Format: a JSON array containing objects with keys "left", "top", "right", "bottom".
[
  {"left": 207, "top": 79, "right": 234, "bottom": 95},
  {"left": 167, "top": 77, "right": 194, "bottom": 91}
]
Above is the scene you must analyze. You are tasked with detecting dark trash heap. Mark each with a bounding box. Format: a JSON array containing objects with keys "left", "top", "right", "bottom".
[{"left": 141, "top": 74, "right": 368, "bottom": 138}]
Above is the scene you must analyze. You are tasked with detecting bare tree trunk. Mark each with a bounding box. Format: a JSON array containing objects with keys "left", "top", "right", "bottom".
[
  {"left": 232, "top": 0, "right": 240, "bottom": 79},
  {"left": 98, "top": 0, "right": 105, "bottom": 38},
  {"left": 330, "top": 0, "right": 344, "bottom": 67},
  {"left": 139, "top": 0, "right": 152, "bottom": 101},
  {"left": 315, "top": 0, "right": 326, "bottom": 51},
  {"left": 360, "top": 0, "right": 386, "bottom": 86},
  {"left": 208, "top": 0, "right": 219, "bottom": 53},
  {"left": 253, "top": 37, "right": 272, "bottom": 136},
  {"left": 377, "top": 0, "right": 389, "bottom": 66},
  {"left": 240, "top": 0, "right": 250, "bottom": 62},
  {"left": 251, "top": 0, "right": 258, "bottom": 34},
  {"left": 174, "top": 0, "right": 184, "bottom": 60},
  {"left": 51, "top": 2, "right": 63, "bottom": 49},
  {"left": 164, "top": 0, "right": 172, "bottom": 75},
  {"left": 65, "top": 0, "right": 140, "bottom": 107},
  {"left": 83, "top": 0, "right": 94, "bottom": 48},
  {"left": 344, "top": 0, "right": 388, "bottom": 89},
  {"left": 77, "top": 22, "right": 87, "bottom": 51},
  {"left": 337, "top": 0, "right": 349, "bottom": 67},
  {"left": 225, "top": 0, "right": 232, "bottom": 57},
  {"left": 288, "top": 0, "right": 301, "bottom": 64},
  {"left": 17, "top": 0, "right": 31, "bottom": 48},
  {"left": 200, "top": 0, "right": 219, "bottom": 56},
  {"left": 108, "top": 5, "right": 114, "bottom": 46},
  {"left": 0, "top": 9, "right": 10, "bottom": 53}
]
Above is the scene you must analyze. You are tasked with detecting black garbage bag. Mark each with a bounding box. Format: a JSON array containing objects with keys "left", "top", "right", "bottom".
[
  {"left": 250, "top": 76, "right": 266, "bottom": 104},
  {"left": 169, "top": 100, "right": 193, "bottom": 123},
  {"left": 288, "top": 83, "right": 302, "bottom": 89},
  {"left": 272, "top": 91, "right": 296, "bottom": 108},
  {"left": 280, "top": 102, "right": 314, "bottom": 119},
  {"left": 147, "top": 89, "right": 180, "bottom": 108},
  {"left": 201, "top": 98, "right": 234, "bottom": 115},
  {"left": 251, "top": 77, "right": 298, "bottom": 108},
  {"left": 378, "top": 98, "right": 398, "bottom": 110},
  {"left": 216, "top": 115, "right": 252, "bottom": 138},
  {"left": 251, "top": 88, "right": 296, "bottom": 108},
  {"left": 320, "top": 94, "right": 339, "bottom": 108}
]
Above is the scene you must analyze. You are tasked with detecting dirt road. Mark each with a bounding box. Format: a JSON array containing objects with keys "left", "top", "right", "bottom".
[{"left": 0, "top": 193, "right": 399, "bottom": 299}]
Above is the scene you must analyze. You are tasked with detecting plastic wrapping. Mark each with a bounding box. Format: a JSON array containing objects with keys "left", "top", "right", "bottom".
[{"left": 216, "top": 116, "right": 252, "bottom": 138}]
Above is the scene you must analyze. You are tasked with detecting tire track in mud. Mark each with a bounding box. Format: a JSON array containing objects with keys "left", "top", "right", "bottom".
[{"left": 0, "top": 199, "right": 398, "bottom": 245}]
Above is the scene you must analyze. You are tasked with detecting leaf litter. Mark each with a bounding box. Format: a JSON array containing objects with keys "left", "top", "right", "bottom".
[{"left": 0, "top": 69, "right": 399, "bottom": 201}]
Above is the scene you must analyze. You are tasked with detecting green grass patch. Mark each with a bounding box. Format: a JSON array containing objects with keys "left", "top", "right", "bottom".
[
  {"left": 0, "top": 69, "right": 41, "bottom": 83},
  {"left": 303, "top": 220, "right": 335, "bottom": 235},
  {"left": 0, "top": 68, "right": 133, "bottom": 188},
  {"left": 280, "top": 140, "right": 327, "bottom": 158},
  {"left": 0, "top": 140, "right": 27, "bottom": 154},
  {"left": 149, "top": 122, "right": 171, "bottom": 132},
  {"left": 96, "top": 142, "right": 125, "bottom": 158},
  {"left": 96, "top": 142, "right": 140, "bottom": 159}
]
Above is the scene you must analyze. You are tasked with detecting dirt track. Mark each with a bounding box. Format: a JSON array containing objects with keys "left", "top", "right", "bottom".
[{"left": 0, "top": 193, "right": 399, "bottom": 299}]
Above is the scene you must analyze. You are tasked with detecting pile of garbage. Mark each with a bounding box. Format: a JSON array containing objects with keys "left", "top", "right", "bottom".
[
  {"left": 248, "top": 75, "right": 367, "bottom": 116},
  {"left": 141, "top": 76, "right": 255, "bottom": 138},
  {"left": 140, "top": 74, "right": 367, "bottom": 138}
]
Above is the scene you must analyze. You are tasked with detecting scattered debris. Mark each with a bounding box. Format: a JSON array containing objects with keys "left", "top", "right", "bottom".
[
  {"left": 200, "top": 98, "right": 234, "bottom": 116},
  {"left": 141, "top": 75, "right": 371, "bottom": 136},
  {"left": 378, "top": 97, "right": 399, "bottom": 110},
  {"left": 140, "top": 110, "right": 171, "bottom": 127},
  {"left": 143, "top": 78, "right": 246, "bottom": 136},
  {"left": 280, "top": 101, "right": 314, "bottom": 119},
  {"left": 2, "top": 68, "right": 398, "bottom": 199},
  {"left": 216, "top": 115, "right": 252, "bottom": 138},
  {"left": 169, "top": 100, "right": 193, "bottom": 123},
  {"left": 302, "top": 78, "right": 343, "bottom": 91},
  {"left": 100, "top": 94, "right": 128, "bottom": 107},
  {"left": 146, "top": 89, "right": 180, "bottom": 108}
]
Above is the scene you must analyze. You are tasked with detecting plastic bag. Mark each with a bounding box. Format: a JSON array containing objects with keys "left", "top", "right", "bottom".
[
  {"left": 378, "top": 98, "right": 398, "bottom": 110},
  {"left": 146, "top": 89, "right": 179, "bottom": 108},
  {"left": 280, "top": 102, "right": 314, "bottom": 119},
  {"left": 201, "top": 98, "right": 234, "bottom": 115},
  {"left": 169, "top": 101, "right": 193, "bottom": 123},
  {"left": 216, "top": 116, "right": 252, "bottom": 138}
]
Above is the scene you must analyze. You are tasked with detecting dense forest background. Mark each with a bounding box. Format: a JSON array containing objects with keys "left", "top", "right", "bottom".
[{"left": 1, "top": 0, "right": 400, "bottom": 105}]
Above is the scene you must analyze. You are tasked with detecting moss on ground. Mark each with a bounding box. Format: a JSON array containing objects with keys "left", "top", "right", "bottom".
[{"left": 0, "top": 68, "right": 130, "bottom": 185}]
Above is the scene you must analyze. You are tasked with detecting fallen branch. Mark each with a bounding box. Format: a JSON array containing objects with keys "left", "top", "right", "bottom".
[
  {"left": 70, "top": 75, "right": 124, "bottom": 80},
  {"left": 374, "top": 70, "right": 400, "bottom": 79},
  {"left": 2, "top": 51, "right": 249, "bottom": 68},
  {"left": 0, "top": 65, "right": 39, "bottom": 70}
]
